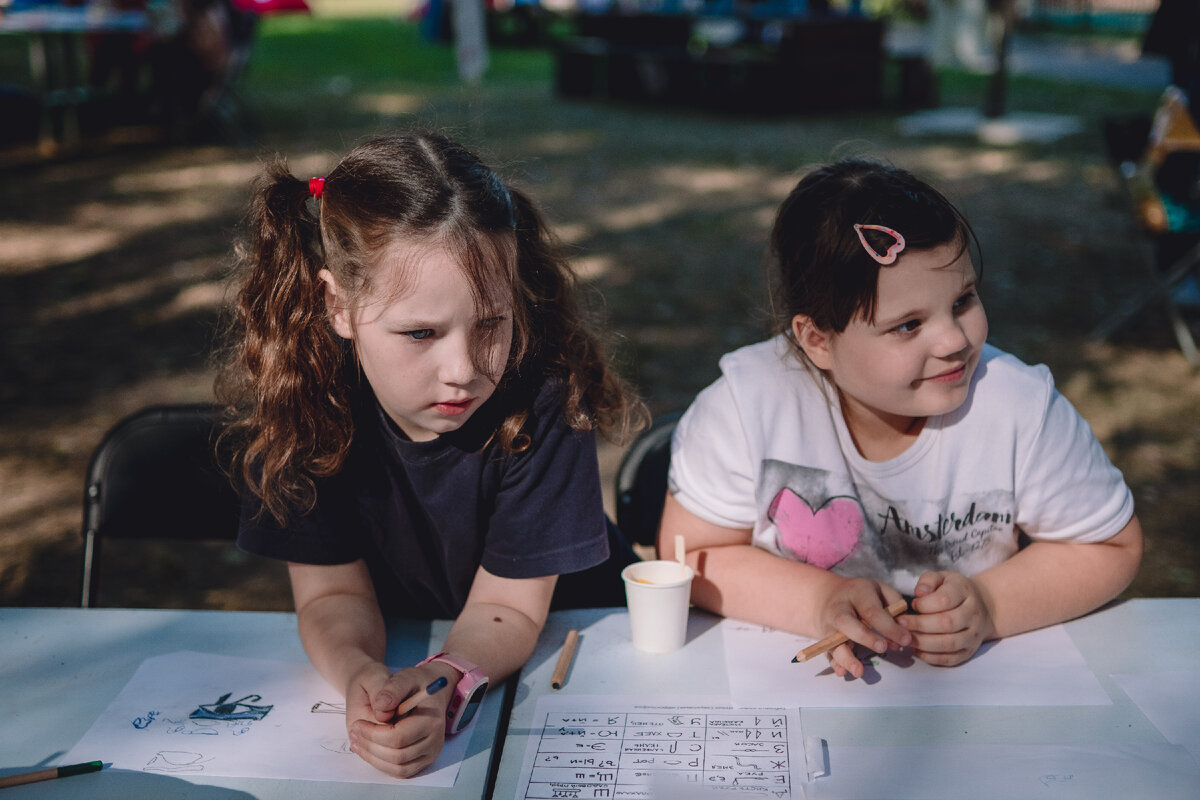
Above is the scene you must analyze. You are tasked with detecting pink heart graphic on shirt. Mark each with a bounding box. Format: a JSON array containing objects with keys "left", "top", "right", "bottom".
[{"left": 768, "top": 488, "right": 864, "bottom": 569}]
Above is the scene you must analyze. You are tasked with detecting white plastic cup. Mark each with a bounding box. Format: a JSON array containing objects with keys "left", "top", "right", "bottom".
[{"left": 621, "top": 560, "right": 695, "bottom": 654}]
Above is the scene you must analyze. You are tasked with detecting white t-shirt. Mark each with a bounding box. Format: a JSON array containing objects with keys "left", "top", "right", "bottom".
[{"left": 669, "top": 336, "right": 1135, "bottom": 595}]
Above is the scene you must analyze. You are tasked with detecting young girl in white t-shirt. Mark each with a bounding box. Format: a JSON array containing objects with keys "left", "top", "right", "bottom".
[{"left": 660, "top": 159, "right": 1142, "bottom": 679}]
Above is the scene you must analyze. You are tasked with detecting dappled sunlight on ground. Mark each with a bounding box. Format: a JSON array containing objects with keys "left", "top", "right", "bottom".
[
  {"left": 1, "top": 26, "right": 1196, "bottom": 608},
  {"left": 0, "top": 225, "right": 121, "bottom": 275}
]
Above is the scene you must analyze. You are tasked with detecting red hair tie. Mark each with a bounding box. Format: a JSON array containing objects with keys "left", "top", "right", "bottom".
[{"left": 308, "top": 176, "right": 326, "bottom": 200}]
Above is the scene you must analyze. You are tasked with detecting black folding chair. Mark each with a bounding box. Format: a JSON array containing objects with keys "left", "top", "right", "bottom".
[
  {"left": 549, "top": 412, "right": 683, "bottom": 609},
  {"left": 80, "top": 403, "right": 255, "bottom": 608},
  {"left": 614, "top": 412, "right": 682, "bottom": 554}
]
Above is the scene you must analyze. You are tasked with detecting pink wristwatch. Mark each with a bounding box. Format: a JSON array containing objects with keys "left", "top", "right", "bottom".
[{"left": 417, "top": 651, "right": 489, "bottom": 734}]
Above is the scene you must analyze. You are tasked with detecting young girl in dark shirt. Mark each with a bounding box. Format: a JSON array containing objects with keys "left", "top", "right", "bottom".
[{"left": 216, "top": 131, "right": 644, "bottom": 777}]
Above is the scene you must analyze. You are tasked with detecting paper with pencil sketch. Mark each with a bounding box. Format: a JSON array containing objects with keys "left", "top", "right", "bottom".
[
  {"left": 720, "top": 619, "right": 1111, "bottom": 708},
  {"left": 62, "top": 650, "right": 474, "bottom": 785}
]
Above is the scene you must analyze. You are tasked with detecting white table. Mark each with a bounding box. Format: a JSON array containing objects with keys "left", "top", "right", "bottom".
[
  {"left": 0, "top": 607, "right": 506, "bottom": 799},
  {"left": 492, "top": 599, "right": 1200, "bottom": 799},
  {"left": 5, "top": 602, "right": 1199, "bottom": 798}
]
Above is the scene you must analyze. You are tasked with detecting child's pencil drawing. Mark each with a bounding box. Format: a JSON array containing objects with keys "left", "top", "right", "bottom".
[
  {"left": 64, "top": 650, "right": 477, "bottom": 787},
  {"left": 320, "top": 739, "right": 354, "bottom": 755},
  {"left": 190, "top": 692, "right": 273, "bottom": 721},
  {"left": 310, "top": 700, "right": 345, "bottom": 715},
  {"left": 131, "top": 710, "right": 159, "bottom": 729},
  {"left": 143, "top": 750, "right": 212, "bottom": 773}
]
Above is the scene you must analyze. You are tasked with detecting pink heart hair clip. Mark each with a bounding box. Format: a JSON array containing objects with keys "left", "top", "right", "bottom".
[{"left": 853, "top": 223, "right": 905, "bottom": 265}]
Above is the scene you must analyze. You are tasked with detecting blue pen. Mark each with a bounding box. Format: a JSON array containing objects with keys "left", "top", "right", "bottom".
[{"left": 396, "top": 676, "right": 449, "bottom": 718}]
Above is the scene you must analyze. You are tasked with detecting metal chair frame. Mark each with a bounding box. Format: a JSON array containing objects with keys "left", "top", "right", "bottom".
[
  {"left": 80, "top": 403, "right": 241, "bottom": 607},
  {"left": 614, "top": 412, "right": 682, "bottom": 552}
]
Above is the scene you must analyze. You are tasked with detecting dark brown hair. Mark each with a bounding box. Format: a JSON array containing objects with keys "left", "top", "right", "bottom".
[
  {"left": 770, "top": 158, "right": 980, "bottom": 343},
  {"left": 216, "top": 131, "right": 645, "bottom": 525}
]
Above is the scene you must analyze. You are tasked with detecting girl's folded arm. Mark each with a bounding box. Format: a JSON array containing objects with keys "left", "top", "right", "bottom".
[
  {"left": 290, "top": 560, "right": 556, "bottom": 689},
  {"left": 441, "top": 566, "right": 558, "bottom": 684},
  {"left": 287, "top": 560, "right": 387, "bottom": 691},
  {"left": 657, "top": 492, "right": 904, "bottom": 645},
  {"left": 971, "top": 514, "right": 1144, "bottom": 640}
]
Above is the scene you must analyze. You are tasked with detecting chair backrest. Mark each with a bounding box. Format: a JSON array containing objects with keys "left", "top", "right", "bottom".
[
  {"left": 81, "top": 403, "right": 242, "bottom": 607},
  {"left": 614, "top": 412, "right": 682, "bottom": 550}
]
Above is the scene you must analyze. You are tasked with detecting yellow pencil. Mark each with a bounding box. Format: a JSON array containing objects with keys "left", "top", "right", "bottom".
[
  {"left": 395, "top": 676, "right": 449, "bottom": 719},
  {"left": 792, "top": 599, "right": 909, "bottom": 663},
  {"left": 551, "top": 629, "right": 580, "bottom": 689}
]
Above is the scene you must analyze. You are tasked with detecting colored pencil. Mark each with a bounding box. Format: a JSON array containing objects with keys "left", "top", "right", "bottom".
[
  {"left": 0, "top": 760, "right": 103, "bottom": 789},
  {"left": 397, "top": 676, "right": 449, "bottom": 717},
  {"left": 792, "top": 599, "right": 910, "bottom": 663},
  {"left": 551, "top": 629, "right": 580, "bottom": 689}
]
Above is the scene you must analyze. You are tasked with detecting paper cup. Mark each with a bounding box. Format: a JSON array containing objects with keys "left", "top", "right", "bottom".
[{"left": 621, "top": 560, "right": 695, "bottom": 654}]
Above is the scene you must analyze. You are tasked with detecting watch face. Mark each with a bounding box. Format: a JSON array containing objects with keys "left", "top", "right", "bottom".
[
  {"left": 452, "top": 680, "right": 487, "bottom": 733},
  {"left": 455, "top": 691, "right": 484, "bottom": 731}
]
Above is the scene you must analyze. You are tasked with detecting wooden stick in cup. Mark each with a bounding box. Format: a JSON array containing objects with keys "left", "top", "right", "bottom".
[
  {"left": 791, "top": 599, "right": 909, "bottom": 663},
  {"left": 674, "top": 534, "right": 686, "bottom": 578}
]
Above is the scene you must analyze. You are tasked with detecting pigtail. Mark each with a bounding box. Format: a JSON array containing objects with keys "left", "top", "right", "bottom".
[
  {"left": 216, "top": 158, "right": 355, "bottom": 525},
  {"left": 505, "top": 187, "right": 648, "bottom": 449}
]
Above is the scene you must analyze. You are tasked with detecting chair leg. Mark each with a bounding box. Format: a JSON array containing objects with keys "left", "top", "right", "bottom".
[
  {"left": 1092, "top": 239, "right": 1200, "bottom": 365},
  {"left": 81, "top": 530, "right": 98, "bottom": 608},
  {"left": 1165, "top": 295, "right": 1200, "bottom": 366}
]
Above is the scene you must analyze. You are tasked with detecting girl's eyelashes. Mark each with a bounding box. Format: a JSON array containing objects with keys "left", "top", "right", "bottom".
[
  {"left": 402, "top": 328, "right": 434, "bottom": 341},
  {"left": 399, "top": 315, "right": 508, "bottom": 340},
  {"left": 886, "top": 291, "right": 978, "bottom": 336}
]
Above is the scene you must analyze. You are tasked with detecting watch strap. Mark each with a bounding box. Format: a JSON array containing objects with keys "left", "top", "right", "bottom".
[
  {"left": 417, "top": 651, "right": 480, "bottom": 677},
  {"left": 417, "top": 651, "right": 488, "bottom": 735}
]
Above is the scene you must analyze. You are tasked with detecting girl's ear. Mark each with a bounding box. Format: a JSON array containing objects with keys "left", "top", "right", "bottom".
[
  {"left": 318, "top": 269, "right": 354, "bottom": 340},
  {"left": 791, "top": 314, "right": 833, "bottom": 371}
]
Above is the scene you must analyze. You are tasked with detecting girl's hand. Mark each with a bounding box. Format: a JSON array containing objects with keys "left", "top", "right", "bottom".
[
  {"left": 901, "top": 571, "right": 996, "bottom": 666},
  {"left": 819, "top": 578, "right": 912, "bottom": 679},
  {"left": 344, "top": 662, "right": 455, "bottom": 778}
]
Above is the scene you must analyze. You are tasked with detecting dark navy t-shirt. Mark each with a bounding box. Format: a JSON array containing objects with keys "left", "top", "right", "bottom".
[{"left": 236, "top": 379, "right": 611, "bottom": 619}]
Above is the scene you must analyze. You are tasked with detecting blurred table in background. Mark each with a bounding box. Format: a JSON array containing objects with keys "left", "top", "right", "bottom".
[
  {"left": 0, "top": 3, "right": 150, "bottom": 153},
  {"left": 553, "top": 10, "right": 885, "bottom": 114}
]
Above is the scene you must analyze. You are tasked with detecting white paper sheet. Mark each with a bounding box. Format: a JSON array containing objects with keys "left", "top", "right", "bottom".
[
  {"left": 63, "top": 650, "right": 476, "bottom": 786},
  {"left": 805, "top": 743, "right": 1200, "bottom": 800},
  {"left": 512, "top": 695, "right": 806, "bottom": 799},
  {"left": 1112, "top": 671, "right": 1200, "bottom": 762},
  {"left": 720, "top": 619, "right": 1111, "bottom": 708}
]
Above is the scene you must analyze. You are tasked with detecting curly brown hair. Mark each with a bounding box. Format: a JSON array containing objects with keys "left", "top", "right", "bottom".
[{"left": 216, "top": 131, "right": 646, "bottom": 525}]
